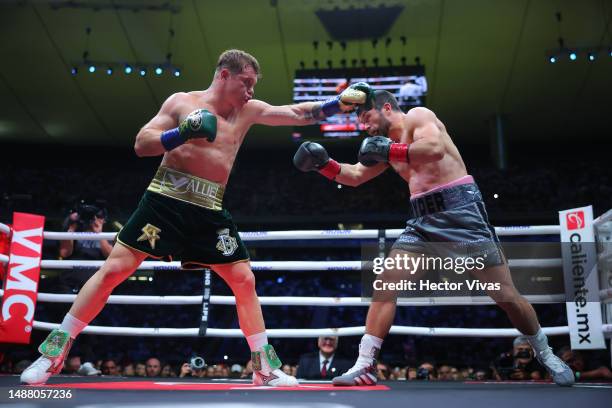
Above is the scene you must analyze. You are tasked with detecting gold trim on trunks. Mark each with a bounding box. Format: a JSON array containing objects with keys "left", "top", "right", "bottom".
[{"left": 147, "top": 166, "right": 225, "bottom": 211}]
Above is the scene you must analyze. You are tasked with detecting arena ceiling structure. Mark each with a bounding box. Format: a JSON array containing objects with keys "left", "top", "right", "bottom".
[{"left": 0, "top": 0, "right": 610, "bottom": 149}]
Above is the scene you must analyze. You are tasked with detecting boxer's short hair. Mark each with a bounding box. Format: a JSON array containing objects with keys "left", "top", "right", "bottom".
[
  {"left": 216, "top": 49, "right": 261, "bottom": 78},
  {"left": 357, "top": 90, "right": 400, "bottom": 116}
]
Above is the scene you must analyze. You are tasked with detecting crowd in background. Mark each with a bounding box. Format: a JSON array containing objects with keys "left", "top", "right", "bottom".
[
  {"left": 1, "top": 148, "right": 611, "bottom": 383},
  {"left": 3, "top": 337, "right": 611, "bottom": 382},
  {"left": 1, "top": 154, "right": 610, "bottom": 228}
]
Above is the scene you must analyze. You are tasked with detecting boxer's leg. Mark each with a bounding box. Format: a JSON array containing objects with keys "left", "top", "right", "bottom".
[
  {"left": 334, "top": 249, "right": 425, "bottom": 386},
  {"left": 471, "top": 260, "right": 574, "bottom": 386},
  {"left": 212, "top": 261, "right": 298, "bottom": 386},
  {"left": 212, "top": 261, "right": 264, "bottom": 336},
  {"left": 69, "top": 244, "right": 147, "bottom": 323},
  {"left": 470, "top": 259, "right": 539, "bottom": 335},
  {"left": 366, "top": 249, "right": 425, "bottom": 337},
  {"left": 21, "top": 244, "right": 146, "bottom": 385}
]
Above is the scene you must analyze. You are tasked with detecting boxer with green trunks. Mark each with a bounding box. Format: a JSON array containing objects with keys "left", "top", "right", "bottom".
[
  {"left": 293, "top": 89, "right": 574, "bottom": 387},
  {"left": 21, "top": 49, "right": 369, "bottom": 386}
]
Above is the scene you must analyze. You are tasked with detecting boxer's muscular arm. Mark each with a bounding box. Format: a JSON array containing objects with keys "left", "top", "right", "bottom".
[
  {"left": 335, "top": 162, "right": 388, "bottom": 187},
  {"left": 405, "top": 107, "right": 445, "bottom": 164},
  {"left": 134, "top": 93, "right": 184, "bottom": 157},
  {"left": 246, "top": 99, "right": 325, "bottom": 126}
]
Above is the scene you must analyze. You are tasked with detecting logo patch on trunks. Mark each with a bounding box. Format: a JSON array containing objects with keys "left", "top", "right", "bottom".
[
  {"left": 216, "top": 228, "right": 237, "bottom": 256},
  {"left": 137, "top": 223, "right": 161, "bottom": 249}
]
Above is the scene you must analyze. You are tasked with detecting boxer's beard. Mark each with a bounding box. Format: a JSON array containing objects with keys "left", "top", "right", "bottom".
[{"left": 378, "top": 115, "right": 391, "bottom": 136}]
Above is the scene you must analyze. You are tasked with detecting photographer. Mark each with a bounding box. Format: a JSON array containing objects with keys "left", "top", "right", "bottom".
[
  {"left": 179, "top": 356, "right": 207, "bottom": 378},
  {"left": 59, "top": 201, "right": 113, "bottom": 260},
  {"left": 492, "top": 336, "right": 543, "bottom": 381},
  {"left": 415, "top": 361, "right": 437, "bottom": 381},
  {"left": 558, "top": 346, "right": 612, "bottom": 382},
  {"left": 55, "top": 201, "right": 114, "bottom": 294}
]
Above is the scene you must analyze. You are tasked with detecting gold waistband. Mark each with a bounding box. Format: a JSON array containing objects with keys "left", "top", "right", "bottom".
[{"left": 147, "top": 166, "right": 225, "bottom": 211}]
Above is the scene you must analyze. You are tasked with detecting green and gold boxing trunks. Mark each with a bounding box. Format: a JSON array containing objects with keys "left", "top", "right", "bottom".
[{"left": 117, "top": 166, "right": 249, "bottom": 267}]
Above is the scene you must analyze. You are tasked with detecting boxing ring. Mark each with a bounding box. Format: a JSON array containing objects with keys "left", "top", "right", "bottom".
[{"left": 1, "top": 219, "right": 612, "bottom": 407}]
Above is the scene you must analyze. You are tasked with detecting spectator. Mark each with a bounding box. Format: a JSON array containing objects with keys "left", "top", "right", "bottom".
[
  {"left": 492, "top": 336, "right": 543, "bottom": 381},
  {"left": 296, "top": 336, "right": 352, "bottom": 380},
  {"left": 0, "top": 358, "right": 13, "bottom": 374},
  {"left": 57, "top": 201, "right": 113, "bottom": 294},
  {"left": 101, "top": 359, "right": 120, "bottom": 376},
  {"left": 63, "top": 355, "right": 82, "bottom": 374},
  {"left": 437, "top": 365, "right": 453, "bottom": 381},
  {"left": 376, "top": 362, "right": 390, "bottom": 380},
  {"left": 241, "top": 360, "right": 254, "bottom": 379},
  {"left": 14, "top": 360, "right": 32, "bottom": 374},
  {"left": 474, "top": 368, "right": 490, "bottom": 381},
  {"left": 230, "top": 364, "right": 243, "bottom": 378},
  {"left": 450, "top": 367, "right": 463, "bottom": 381},
  {"left": 559, "top": 346, "right": 612, "bottom": 382},
  {"left": 179, "top": 362, "right": 202, "bottom": 378},
  {"left": 416, "top": 362, "right": 436, "bottom": 380},
  {"left": 206, "top": 366, "right": 215, "bottom": 377},
  {"left": 135, "top": 362, "right": 146, "bottom": 377},
  {"left": 161, "top": 364, "right": 176, "bottom": 377},
  {"left": 145, "top": 357, "right": 162, "bottom": 377},
  {"left": 59, "top": 201, "right": 113, "bottom": 260},
  {"left": 123, "top": 363, "right": 135, "bottom": 377}
]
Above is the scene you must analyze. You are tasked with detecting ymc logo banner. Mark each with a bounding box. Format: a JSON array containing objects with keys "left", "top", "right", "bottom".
[{"left": 0, "top": 213, "right": 45, "bottom": 344}]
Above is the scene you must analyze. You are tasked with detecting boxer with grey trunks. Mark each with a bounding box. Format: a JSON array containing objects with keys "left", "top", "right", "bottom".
[{"left": 293, "top": 87, "right": 574, "bottom": 387}]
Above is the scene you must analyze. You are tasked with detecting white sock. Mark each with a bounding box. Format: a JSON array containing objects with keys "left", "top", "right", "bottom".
[
  {"left": 59, "top": 313, "right": 88, "bottom": 339},
  {"left": 246, "top": 332, "right": 268, "bottom": 352},
  {"left": 526, "top": 327, "right": 549, "bottom": 354},
  {"left": 355, "top": 334, "right": 383, "bottom": 368}
]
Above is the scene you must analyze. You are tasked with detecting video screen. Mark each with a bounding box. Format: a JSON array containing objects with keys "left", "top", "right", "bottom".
[{"left": 292, "top": 66, "right": 427, "bottom": 141}]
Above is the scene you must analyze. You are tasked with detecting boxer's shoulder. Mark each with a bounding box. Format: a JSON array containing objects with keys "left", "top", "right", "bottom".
[
  {"left": 406, "top": 106, "right": 436, "bottom": 122},
  {"left": 164, "top": 91, "right": 192, "bottom": 105}
]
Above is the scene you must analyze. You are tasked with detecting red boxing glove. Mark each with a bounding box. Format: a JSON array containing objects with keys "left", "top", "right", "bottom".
[
  {"left": 318, "top": 159, "right": 341, "bottom": 180},
  {"left": 388, "top": 143, "right": 410, "bottom": 163}
]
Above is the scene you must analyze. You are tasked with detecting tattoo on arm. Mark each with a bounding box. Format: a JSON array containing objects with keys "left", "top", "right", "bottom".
[{"left": 304, "top": 103, "right": 325, "bottom": 121}]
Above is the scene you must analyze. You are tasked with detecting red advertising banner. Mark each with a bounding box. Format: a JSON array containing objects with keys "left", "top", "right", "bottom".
[
  {"left": 0, "top": 213, "right": 45, "bottom": 344},
  {"left": 0, "top": 230, "right": 9, "bottom": 282}
]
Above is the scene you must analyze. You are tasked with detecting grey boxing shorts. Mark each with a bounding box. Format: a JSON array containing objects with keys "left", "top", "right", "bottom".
[{"left": 391, "top": 181, "right": 504, "bottom": 267}]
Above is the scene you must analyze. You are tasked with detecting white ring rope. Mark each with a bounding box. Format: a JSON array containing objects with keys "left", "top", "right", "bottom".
[
  {"left": 30, "top": 320, "right": 612, "bottom": 338},
  {"left": 0, "top": 289, "right": 568, "bottom": 306},
  {"left": 5, "top": 258, "right": 562, "bottom": 270},
  {"left": 3, "top": 221, "right": 607, "bottom": 340},
  {"left": 0, "top": 223, "right": 561, "bottom": 242}
]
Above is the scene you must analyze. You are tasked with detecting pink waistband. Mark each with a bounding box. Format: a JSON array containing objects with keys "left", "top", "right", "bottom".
[{"left": 410, "top": 175, "right": 475, "bottom": 199}]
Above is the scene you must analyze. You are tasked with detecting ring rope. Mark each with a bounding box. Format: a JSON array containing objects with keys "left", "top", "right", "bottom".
[
  {"left": 0, "top": 223, "right": 562, "bottom": 242},
  {"left": 29, "top": 320, "right": 612, "bottom": 338},
  {"left": 0, "top": 258, "right": 563, "bottom": 270},
  {"left": 0, "top": 289, "right": 569, "bottom": 306}
]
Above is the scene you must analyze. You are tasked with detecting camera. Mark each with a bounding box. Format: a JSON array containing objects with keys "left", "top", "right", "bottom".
[
  {"left": 493, "top": 352, "right": 515, "bottom": 379},
  {"left": 416, "top": 367, "right": 430, "bottom": 380},
  {"left": 190, "top": 356, "right": 206, "bottom": 371},
  {"left": 65, "top": 201, "right": 107, "bottom": 231}
]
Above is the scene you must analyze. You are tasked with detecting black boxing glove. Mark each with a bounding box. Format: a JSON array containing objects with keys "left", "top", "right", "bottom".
[
  {"left": 358, "top": 136, "right": 409, "bottom": 167},
  {"left": 293, "top": 142, "right": 341, "bottom": 180}
]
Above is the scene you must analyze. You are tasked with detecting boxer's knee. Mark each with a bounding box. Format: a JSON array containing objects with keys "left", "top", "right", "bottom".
[
  {"left": 228, "top": 269, "right": 256, "bottom": 295},
  {"left": 96, "top": 258, "right": 133, "bottom": 290}
]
